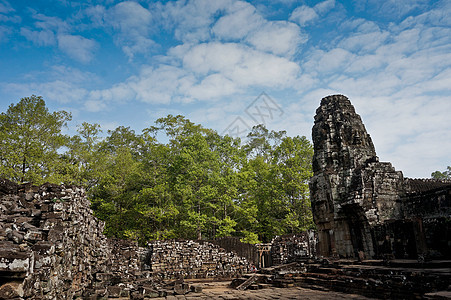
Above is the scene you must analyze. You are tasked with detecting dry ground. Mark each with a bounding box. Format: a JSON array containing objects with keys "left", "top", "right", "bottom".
[{"left": 154, "top": 281, "right": 375, "bottom": 300}]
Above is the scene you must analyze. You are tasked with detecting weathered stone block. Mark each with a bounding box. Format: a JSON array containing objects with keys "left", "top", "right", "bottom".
[
  {"left": 107, "top": 285, "right": 121, "bottom": 297},
  {"left": 0, "top": 281, "right": 24, "bottom": 299}
]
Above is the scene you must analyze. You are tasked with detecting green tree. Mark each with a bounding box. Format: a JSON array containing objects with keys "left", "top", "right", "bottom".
[
  {"left": 150, "top": 115, "right": 242, "bottom": 240},
  {"left": 0, "top": 95, "right": 71, "bottom": 184},
  {"left": 273, "top": 136, "right": 314, "bottom": 233},
  {"left": 90, "top": 146, "right": 144, "bottom": 239},
  {"left": 63, "top": 122, "right": 104, "bottom": 188},
  {"left": 431, "top": 166, "right": 451, "bottom": 179},
  {"left": 237, "top": 125, "right": 314, "bottom": 242}
]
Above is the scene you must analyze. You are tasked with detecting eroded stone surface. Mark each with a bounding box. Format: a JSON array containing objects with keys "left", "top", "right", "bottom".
[
  {"left": 310, "top": 95, "right": 451, "bottom": 260},
  {"left": 0, "top": 179, "right": 142, "bottom": 299},
  {"left": 146, "top": 240, "right": 250, "bottom": 280}
]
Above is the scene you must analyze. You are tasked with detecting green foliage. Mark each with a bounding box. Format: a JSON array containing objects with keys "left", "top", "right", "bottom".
[
  {"left": 240, "top": 230, "right": 260, "bottom": 244},
  {"left": 0, "top": 95, "right": 71, "bottom": 184},
  {"left": 1, "top": 97, "right": 315, "bottom": 245},
  {"left": 431, "top": 166, "right": 451, "bottom": 179},
  {"left": 237, "top": 126, "right": 314, "bottom": 242}
]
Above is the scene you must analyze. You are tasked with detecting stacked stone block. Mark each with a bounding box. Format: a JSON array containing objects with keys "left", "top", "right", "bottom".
[
  {"left": 270, "top": 232, "right": 317, "bottom": 265},
  {"left": 147, "top": 240, "right": 250, "bottom": 280},
  {"left": 0, "top": 179, "right": 141, "bottom": 299}
]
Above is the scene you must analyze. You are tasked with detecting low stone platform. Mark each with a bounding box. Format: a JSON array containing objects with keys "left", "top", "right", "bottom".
[{"left": 229, "top": 259, "right": 451, "bottom": 299}]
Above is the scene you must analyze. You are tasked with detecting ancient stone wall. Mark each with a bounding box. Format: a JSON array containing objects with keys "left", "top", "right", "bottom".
[
  {"left": 145, "top": 240, "right": 250, "bottom": 280},
  {"left": 270, "top": 232, "right": 317, "bottom": 265},
  {"left": 310, "top": 95, "right": 451, "bottom": 260},
  {"left": 209, "top": 237, "right": 259, "bottom": 266},
  {"left": 210, "top": 235, "right": 317, "bottom": 269},
  {"left": 0, "top": 179, "right": 141, "bottom": 299}
]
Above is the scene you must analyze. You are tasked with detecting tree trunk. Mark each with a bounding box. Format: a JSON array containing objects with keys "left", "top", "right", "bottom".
[
  {"left": 197, "top": 199, "right": 201, "bottom": 240},
  {"left": 21, "top": 155, "right": 26, "bottom": 183}
]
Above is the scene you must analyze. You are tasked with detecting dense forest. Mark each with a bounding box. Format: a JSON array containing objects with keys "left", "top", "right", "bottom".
[{"left": 0, "top": 95, "right": 315, "bottom": 244}]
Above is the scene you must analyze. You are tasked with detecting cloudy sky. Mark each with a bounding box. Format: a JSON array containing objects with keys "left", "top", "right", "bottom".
[{"left": 0, "top": 0, "right": 450, "bottom": 178}]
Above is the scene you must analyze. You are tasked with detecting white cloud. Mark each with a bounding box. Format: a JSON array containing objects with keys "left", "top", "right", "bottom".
[
  {"left": 290, "top": 0, "right": 335, "bottom": 26},
  {"left": 247, "top": 21, "right": 306, "bottom": 56},
  {"left": 88, "top": 82, "right": 135, "bottom": 104},
  {"left": 187, "top": 73, "right": 238, "bottom": 100},
  {"left": 396, "top": 1, "right": 451, "bottom": 31},
  {"left": 165, "top": 0, "right": 232, "bottom": 43},
  {"left": 0, "top": 24, "right": 11, "bottom": 41},
  {"left": 314, "top": 0, "right": 336, "bottom": 14},
  {"left": 0, "top": 12, "right": 20, "bottom": 23},
  {"left": 84, "top": 100, "right": 108, "bottom": 112},
  {"left": 80, "top": 38, "right": 302, "bottom": 108},
  {"left": 105, "top": 1, "right": 155, "bottom": 59},
  {"left": 212, "top": 1, "right": 263, "bottom": 40},
  {"left": 182, "top": 42, "right": 300, "bottom": 88},
  {"left": 211, "top": 2, "right": 306, "bottom": 56},
  {"left": 338, "top": 27, "right": 389, "bottom": 54},
  {"left": 2, "top": 80, "right": 88, "bottom": 104},
  {"left": 358, "top": 95, "right": 451, "bottom": 177},
  {"left": 57, "top": 34, "right": 97, "bottom": 63},
  {"left": 304, "top": 48, "right": 355, "bottom": 75},
  {"left": 0, "top": 0, "right": 19, "bottom": 41},
  {"left": 366, "top": 0, "right": 429, "bottom": 19},
  {"left": 31, "top": 13, "right": 69, "bottom": 32},
  {"left": 127, "top": 65, "right": 195, "bottom": 104},
  {"left": 0, "top": 0, "right": 14, "bottom": 14},
  {"left": 289, "top": 6, "right": 318, "bottom": 27},
  {"left": 21, "top": 27, "right": 56, "bottom": 46},
  {"left": 84, "top": 5, "right": 106, "bottom": 27}
]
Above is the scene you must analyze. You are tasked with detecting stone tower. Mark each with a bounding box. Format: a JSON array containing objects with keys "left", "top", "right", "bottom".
[{"left": 310, "top": 95, "right": 404, "bottom": 258}]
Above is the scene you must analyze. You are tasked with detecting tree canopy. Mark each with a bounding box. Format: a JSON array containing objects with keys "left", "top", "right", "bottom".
[
  {"left": 0, "top": 96, "right": 315, "bottom": 244},
  {"left": 431, "top": 166, "right": 451, "bottom": 180},
  {"left": 0, "top": 95, "right": 71, "bottom": 184}
]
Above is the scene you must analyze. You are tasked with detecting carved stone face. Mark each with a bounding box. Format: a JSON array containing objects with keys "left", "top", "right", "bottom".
[
  {"left": 310, "top": 95, "right": 405, "bottom": 259},
  {"left": 311, "top": 94, "right": 377, "bottom": 175}
]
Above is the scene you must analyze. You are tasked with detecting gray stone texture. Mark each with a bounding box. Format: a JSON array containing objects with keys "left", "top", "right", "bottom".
[
  {"left": 145, "top": 240, "right": 250, "bottom": 280},
  {"left": 0, "top": 179, "right": 141, "bottom": 299},
  {"left": 310, "top": 95, "right": 451, "bottom": 259}
]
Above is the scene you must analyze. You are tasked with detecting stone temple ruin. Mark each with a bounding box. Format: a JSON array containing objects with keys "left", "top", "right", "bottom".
[
  {"left": 0, "top": 94, "right": 450, "bottom": 299},
  {"left": 310, "top": 94, "right": 451, "bottom": 260},
  {"left": 0, "top": 179, "right": 316, "bottom": 299}
]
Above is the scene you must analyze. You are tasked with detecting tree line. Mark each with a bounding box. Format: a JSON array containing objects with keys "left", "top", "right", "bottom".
[{"left": 1, "top": 95, "right": 314, "bottom": 244}]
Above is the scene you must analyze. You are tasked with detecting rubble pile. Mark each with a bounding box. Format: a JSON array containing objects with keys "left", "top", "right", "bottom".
[
  {"left": 147, "top": 240, "right": 250, "bottom": 280},
  {"left": 270, "top": 232, "right": 317, "bottom": 265},
  {"left": 0, "top": 179, "right": 113, "bottom": 299},
  {"left": 231, "top": 260, "right": 451, "bottom": 299},
  {"left": 295, "top": 260, "right": 451, "bottom": 299},
  {"left": 0, "top": 179, "right": 152, "bottom": 299}
]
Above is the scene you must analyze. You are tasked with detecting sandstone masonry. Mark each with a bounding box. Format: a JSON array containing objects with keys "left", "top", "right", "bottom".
[
  {"left": 0, "top": 179, "right": 140, "bottom": 299},
  {"left": 310, "top": 95, "right": 451, "bottom": 259}
]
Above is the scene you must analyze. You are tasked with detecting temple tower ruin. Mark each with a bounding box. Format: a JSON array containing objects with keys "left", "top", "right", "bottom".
[{"left": 310, "top": 95, "right": 404, "bottom": 258}]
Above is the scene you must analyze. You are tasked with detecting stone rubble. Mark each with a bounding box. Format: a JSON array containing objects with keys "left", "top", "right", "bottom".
[
  {"left": 0, "top": 180, "right": 112, "bottom": 299},
  {"left": 145, "top": 240, "right": 250, "bottom": 280},
  {"left": 0, "top": 179, "right": 158, "bottom": 299},
  {"left": 0, "top": 179, "right": 261, "bottom": 299},
  {"left": 270, "top": 232, "right": 317, "bottom": 265},
  {"left": 231, "top": 259, "right": 451, "bottom": 299}
]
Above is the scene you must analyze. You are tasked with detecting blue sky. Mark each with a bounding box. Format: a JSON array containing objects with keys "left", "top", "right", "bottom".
[{"left": 0, "top": 0, "right": 450, "bottom": 178}]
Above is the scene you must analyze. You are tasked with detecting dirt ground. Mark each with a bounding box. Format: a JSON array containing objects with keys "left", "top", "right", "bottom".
[{"left": 154, "top": 281, "right": 375, "bottom": 300}]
